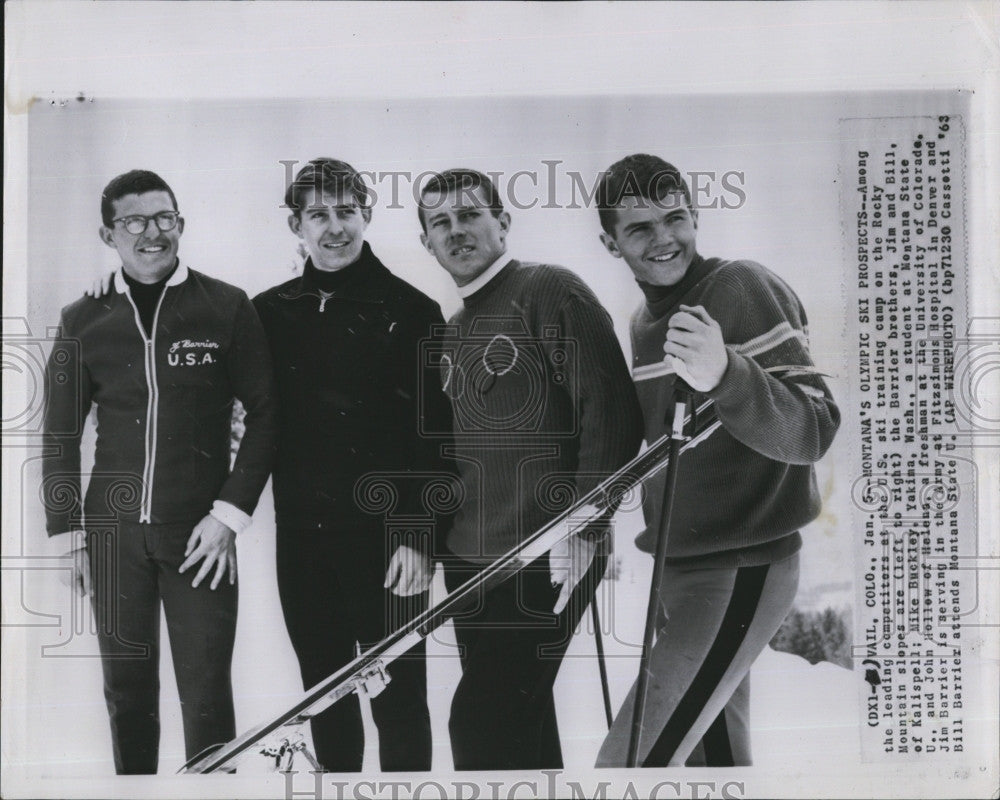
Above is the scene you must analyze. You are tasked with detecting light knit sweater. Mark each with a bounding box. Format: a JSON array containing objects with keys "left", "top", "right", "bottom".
[{"left": 631, "top": 254, "right": 841, "bottom": 568}]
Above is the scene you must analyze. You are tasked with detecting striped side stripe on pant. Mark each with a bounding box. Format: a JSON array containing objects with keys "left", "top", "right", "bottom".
[{"left": 596, "top": 552, "right": 800, "bottom": 767}]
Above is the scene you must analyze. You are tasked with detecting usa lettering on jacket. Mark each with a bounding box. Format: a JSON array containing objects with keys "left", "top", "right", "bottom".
[{"left": 168, "top": 338, "right": 220, "bottom": 365}]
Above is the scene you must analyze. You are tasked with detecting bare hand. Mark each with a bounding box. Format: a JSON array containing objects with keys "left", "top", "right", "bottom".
[
  {"left": 179, "top": 515, "right": 237, "bottom": 590},
  {"left": 85, "top": 271, "right": 114, "bottom": 299},
  {"left": 59, "top": 542, "right": 92, "bottom": 597},
  {"left": 384, "top": 544, "right": 433, "bottom": 596},
  {"left": 664, "top": 304, "right": 728, "bottom": 392},
  {"left": 550, "top": 533, "right": 600, "bottom": 614}
]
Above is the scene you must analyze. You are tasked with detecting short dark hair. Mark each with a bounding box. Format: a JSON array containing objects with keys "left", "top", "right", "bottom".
[
  {"left": 285, "top": 158, "right": 371, "bottom": 219},
  {"left": 417, "top": 169, "right": 504, "bottom": 233},
  {"left": 596, "top": 154, "right": 692, "bottom": 236},
  {"left": 101, "top": 170, "right": 178, "bottom": 227}
]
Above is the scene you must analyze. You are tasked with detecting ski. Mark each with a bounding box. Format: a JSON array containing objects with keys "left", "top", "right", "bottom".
[
  {"left": 179, "top": 391, "right": 722, "bottom": 773},
  {"left": 182, "top": 398, "right": 721, "bottom": 773},
  {"left": 181, "top": 364, "right": 825, "bottom": 774}
]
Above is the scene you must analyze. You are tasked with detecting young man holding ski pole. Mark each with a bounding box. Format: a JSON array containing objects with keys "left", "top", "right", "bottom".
[
  {"left": 594, "top": 153, "right": 840, "bottom": 767},
  {"left": 417, "top": 168, "right": 644, "bottom": 770}
]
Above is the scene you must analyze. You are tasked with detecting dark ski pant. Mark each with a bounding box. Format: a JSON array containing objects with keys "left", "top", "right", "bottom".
[
  {"left": 444, "top": 546, "right": 608, "bottom": 771},
  {"left": 276, "top": 525, "right": 432, "bottom": 772},
  {"left": 596, "top": 552, "right": 799, "bottom": 767},
  {"left": 86, "top": 522, "right": 237, "bottom": 775}
]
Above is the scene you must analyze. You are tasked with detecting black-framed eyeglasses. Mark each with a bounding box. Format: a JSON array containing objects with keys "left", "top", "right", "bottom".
[{"left": 112, "top": 211, "right": 181, "bottom": 235}]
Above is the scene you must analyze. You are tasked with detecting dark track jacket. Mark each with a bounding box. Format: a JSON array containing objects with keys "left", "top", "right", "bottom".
[
  {"left": 42, "top": 263, "right": 277, "bottom": 534},
  {"left": 253, "top": 243, "right": 455, "bottom": 534}
]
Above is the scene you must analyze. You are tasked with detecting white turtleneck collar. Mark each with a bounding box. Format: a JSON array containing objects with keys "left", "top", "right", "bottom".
[{"left": 457, "top": 253, "right": 513, "bottom": 299}]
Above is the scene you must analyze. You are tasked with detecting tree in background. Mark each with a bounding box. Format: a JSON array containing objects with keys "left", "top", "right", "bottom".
[{"left": 770, "top": 606, "right": 851, "bottom": 670}]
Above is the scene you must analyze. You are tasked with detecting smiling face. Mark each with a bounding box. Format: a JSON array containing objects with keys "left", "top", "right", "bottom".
[
  {"left": 99, "top": 191, "right": 183, "bottom": 284},
  {"left": 599, "top": 192, "right": 698, "bottom": 286},
  {"left": 289, "top": 187, "right": 370, "bottom": 272},
  {"left": 419, "top": 185, "right": 511, "bottom": 287}
]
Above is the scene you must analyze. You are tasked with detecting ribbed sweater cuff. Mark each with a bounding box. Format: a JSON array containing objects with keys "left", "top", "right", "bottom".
[{"left": 707, "top": 346, "right": 753, "bottom": 405}]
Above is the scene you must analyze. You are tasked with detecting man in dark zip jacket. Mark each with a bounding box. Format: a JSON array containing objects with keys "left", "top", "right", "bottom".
[
  {"left": 252, "top": 159, "right": 455, "bottom": 772},
  {"left": 41, "top": 170, "right": 277, "bottom": 773}
]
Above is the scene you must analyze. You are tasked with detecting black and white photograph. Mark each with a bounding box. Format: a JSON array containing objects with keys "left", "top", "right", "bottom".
[{"left": 3, "top": 3, "right": 998, "bottom": 799}]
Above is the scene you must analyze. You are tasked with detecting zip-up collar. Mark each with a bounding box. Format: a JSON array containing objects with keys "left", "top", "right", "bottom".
[
  {"left": 113, "top": 260, "right": 189, "bottom": 294},
  {"left": 278, "top": 241, "right": 390, "bottom": 307},
  {"left": 117, "top": 264, "right": 184, "bottom": 524}
]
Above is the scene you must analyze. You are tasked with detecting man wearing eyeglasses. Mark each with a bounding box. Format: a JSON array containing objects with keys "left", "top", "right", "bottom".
[{"left": 42, "top": 169, "right": 276, "bottom": 773}]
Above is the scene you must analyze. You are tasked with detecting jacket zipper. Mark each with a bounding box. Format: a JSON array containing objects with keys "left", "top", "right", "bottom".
[{"left": 124, "top": 288, "right": 168, "bottom": 524}]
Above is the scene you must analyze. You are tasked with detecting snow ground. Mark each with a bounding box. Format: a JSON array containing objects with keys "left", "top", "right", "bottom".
[{"left": 12, "top": 484, "right": 856, "bottom": 778}]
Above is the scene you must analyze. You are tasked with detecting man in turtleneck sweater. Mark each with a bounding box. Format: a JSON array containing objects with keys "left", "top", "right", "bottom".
[
  {"left": 252, "top": 159, "right": 454, "bottom": 772},
  {"left": 46, "top": 169, "right": 276, "bottom": 773},
  {"left": 593, "top": 153, "right": 841, "bottom": 767},
  {"left": 417, "top": 168, "right": 643, "bottom": 770}
]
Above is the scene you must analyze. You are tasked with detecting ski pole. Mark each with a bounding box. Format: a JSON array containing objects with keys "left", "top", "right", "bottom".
[
  {"left": 591, "top": 600, "right": 614, "bottom": 728},
  {"left": 182, "top": 389, "right": 734, "bottom": 773},
  {"left": 626, "top": 378, "right": 694, "bottom": 767}
]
